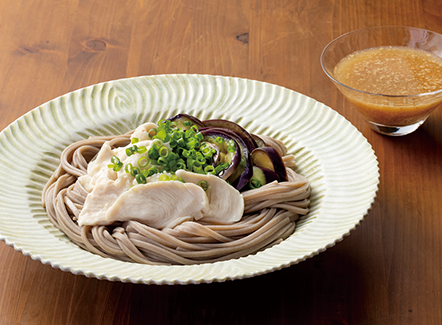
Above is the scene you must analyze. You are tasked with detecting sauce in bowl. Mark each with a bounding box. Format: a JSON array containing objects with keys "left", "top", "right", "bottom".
[{"left": 334, "top": 46, "right": 442, "bottom": 126}]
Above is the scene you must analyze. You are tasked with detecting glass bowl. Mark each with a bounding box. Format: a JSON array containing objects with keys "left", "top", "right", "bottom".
[{"left": 321, "top": 26, "right": 442, "bottom": 136}]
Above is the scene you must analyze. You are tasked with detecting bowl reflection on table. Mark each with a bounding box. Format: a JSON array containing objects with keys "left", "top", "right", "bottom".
[{"left": 320, "top": 26, "right": 442, "bottom": 136}]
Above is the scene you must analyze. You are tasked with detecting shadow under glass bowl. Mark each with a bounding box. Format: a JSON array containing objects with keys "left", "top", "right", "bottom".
[{"left": 321, "top": 26, "right": 442, "bottom": 136}]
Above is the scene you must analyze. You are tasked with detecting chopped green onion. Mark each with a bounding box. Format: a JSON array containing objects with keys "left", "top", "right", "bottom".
[
  {"left": 167, "top": 152, "right": 178, "bottom": 161},
  {"left": 205, "top": 156, "right": 213, "bottom": 165},
  {"left": 177, "top": 138, "right": 186, "bottom": 147},
  {"left": 195, "top": 132, "right": 203, "bottom": 141},
  {"left": 135, "top": 173, "right": 146, "bottom": 184},
  {"left": 185, "top": 128, "right": 195, "bottom": 139},
  {"left": 137, "top": 146, "right": 147, "bottom": 154},
  {"left": 138, "top": 156, "right": 150, "bottom": 168},
  {"left": 120, "top": 116, "right": 243, "bottom": 183},
  {"left": 215, "top": 162, "right": 229, "bottom": 174},
  {"left": 186, "top": 138, "right": 198, "bottom": 149},
  {"left": 198, "top": 180, "right": 209, "bottom": 191},
  {"left": 108, "top": 157, "right": 123, "bottom": 172},
  {"left": 152, "top": 141, "right": 162, "bottom": 150},
  {"left": 187, "top": 158, "right": 195, "bottom": 170},
  {"left": 193, "top": 166, "right": 203, "bottom": 174},
  {"left": 130, "top": 167, "right": 140, "bottom": 177},
  {"left": 147, "top": 166, "right": 159, "bottom": 176},
  {"left": 159, "top": 146, "right": 169, "bottom": 157},
  {"left": 126, "top": 146, "right": 135, "bottom": 156},
  {"left": 172, "top": 132, "right": 181, "bottom": 141},
  {"left": 148, "top": 128, "right": 157, "bottom": 138},
  {"left": 168, "top": 160, "right": 177, "bottom": 171},
  {"left": 176, "top": 159, "right": 186, "bottom": 170},
  {"left": 170, "top": 175, "right": 178, "bottom": 181},
  {"left": 148, "top": 145, "right": 159, "bottom": 159},
  {"left": 125, "top": 163, "right": 133, "bottom": 174},
  {"left": 196, "top": 155, "right": 206, "bottom": 165},
  {"left": 157, "top": 157, "right": 168, "bottom": 166},
  {"left": 159, "top": 174, "right": 169, "bottom": 181},
  {"left": 111, "top": 156, "right": 120, "bottom": 164},
  {"left": 193, "top": 160, "right": 202, "bottom": 168},
  {"left": 156, "top": 129, "right": 168, "bottom": 141},
  {"left": 169, "top": 139, "right": 177, "bottom": 148},
  {"left": 249, "top": 177, "right": 262, "bottom": 189},
  {"left": 182, "top": 149, "right": 190, "bottom": 158},
  {"left": 201, "top": 146, "right": 211, "bottom": 156},
  {"left": 113, "top": 161, "right": 123, "bottom": 172}
]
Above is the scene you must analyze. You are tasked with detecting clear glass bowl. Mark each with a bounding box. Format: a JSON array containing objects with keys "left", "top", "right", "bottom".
[{"left": 321, "top": 26, "right": 442, "bottom": 136}]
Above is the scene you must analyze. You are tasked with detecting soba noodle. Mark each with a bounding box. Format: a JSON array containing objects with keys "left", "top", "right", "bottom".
[{"left": 42, "top": 129, "right": 310, "bottom": 265}]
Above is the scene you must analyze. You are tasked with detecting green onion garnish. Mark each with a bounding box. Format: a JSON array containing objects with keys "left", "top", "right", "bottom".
[
  {"left": 226, "top": 140, "right": 236, "bottom": 153},
  {"left": 193, "top": 166, "right": 203, "bottom": 174},
  {"left": 130, "top": 167, "right": 140, "bottom": 177},
  {"left": 138, "top": 156, "right": 150, "bottom": 168},
  {"left": 137, "top": 146, "right": 147, "bottom": 154},
  {"left": 249, "top": 177, "right": 262, "bottom": 189},
  {"left": 159, "top": 174, "right": 169, "bottom": 181},
  {"left": 198, "top": 180, "right": 209, "bottom": 191},
  {"left": 108, "top": 156, "right": 124, "bottom": 172},
  {"left": 113, "top": 162, "right": 123, "bottom": 172},
  {"left": 111, "top": 117, "right": 241, "bottom": 183},
  {"left": 157, "top": 157, "right": 168, "bottom": 166},
  {"left": 215, "top": 162, "right": 229, "bottom": 174},
  {"left": 159, "top": 146, "right": 169, "bottom": 157},
  {"left": 135, "top": 173, "right": 146, "bottom": 184},
  {"left": 111, "top": 156, "right": 120, "bottom": 164},
  {"left": 147, "top": 166, "right": 159, "bottom": 176},
  {"left": 148, "top": 128, "right": 157, "bottom": 138},
  {"left": 125, "top": 163, "right": 133, "bottom": 174}
]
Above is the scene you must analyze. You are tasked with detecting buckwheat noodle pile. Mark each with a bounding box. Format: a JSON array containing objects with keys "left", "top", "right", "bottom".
[{"left": 42, "top": 132, "right": 310, "bottom": 265}]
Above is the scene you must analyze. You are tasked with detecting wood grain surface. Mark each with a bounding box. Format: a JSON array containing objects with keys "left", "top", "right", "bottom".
[{"left": 1, "top": 0, "right": 442, "bottom": 324}]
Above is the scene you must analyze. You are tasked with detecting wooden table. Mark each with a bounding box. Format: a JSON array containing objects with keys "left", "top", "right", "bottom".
[{"left": 1, "top": 0, "right": 441, "bottom": 324}]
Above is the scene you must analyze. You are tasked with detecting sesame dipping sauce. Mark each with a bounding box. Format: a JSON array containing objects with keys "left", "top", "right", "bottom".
[
  {"left": 333, "top": 46, "right": 442, "bottom": 126},
  {"left": 335, "top": 46, "right": 442, "bottom": 95}
]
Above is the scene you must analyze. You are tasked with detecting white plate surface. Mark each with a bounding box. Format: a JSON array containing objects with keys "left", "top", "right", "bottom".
[{"left": 0, "top": 74, "right": 379, "bottom": 284}]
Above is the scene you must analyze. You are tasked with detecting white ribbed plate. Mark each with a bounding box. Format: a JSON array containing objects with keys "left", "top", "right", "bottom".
[{"left": 0, "top": 74, "right": 379, "bottom": 284}]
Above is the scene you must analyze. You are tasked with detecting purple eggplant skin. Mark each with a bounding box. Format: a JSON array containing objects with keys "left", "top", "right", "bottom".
[
  {"left": 251, "top": 147, "right": 288, "bottom": 182},
  {"left": 203, "top": 119, "right": 258, "bottom": 150},
  {"left": 259, "top": 166, "right": 280, "bottom": 183},
  {"left": 229, "top": 140, "right": 253, "bottom": 191},
  {"left": 200, "top": 128, "right": 241, "bottom": 181},
  {"left": 166, "top": 114, "right": 205, "bottom": 129},
  {"left": 200, "top": 127, "right": 254, "bottom": 191}
]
